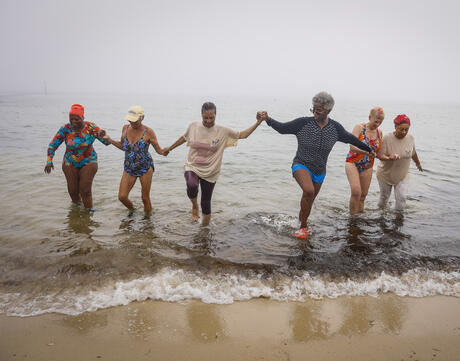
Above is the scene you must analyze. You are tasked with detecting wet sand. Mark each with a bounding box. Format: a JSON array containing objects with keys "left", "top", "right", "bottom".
[{"left": 1, "top": 295, "right": 459, "bottom": 361}]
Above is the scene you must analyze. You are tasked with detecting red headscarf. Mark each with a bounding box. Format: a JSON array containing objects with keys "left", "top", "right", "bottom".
[
  {"left": 394, "top": 114, "right": 410, "bottom": 126},
  {"left": 69, "top": 104, "right": 84, "bottom": 117}
]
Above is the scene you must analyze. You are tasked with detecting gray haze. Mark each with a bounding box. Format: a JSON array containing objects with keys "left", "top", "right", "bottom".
[{"left": 1, "top": 0, "right": 459, "bottom": 102}]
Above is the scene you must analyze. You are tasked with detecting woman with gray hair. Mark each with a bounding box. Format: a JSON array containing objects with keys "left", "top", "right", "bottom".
[{"left": 257, "top": 92, "right": 374, "bottom": 239}]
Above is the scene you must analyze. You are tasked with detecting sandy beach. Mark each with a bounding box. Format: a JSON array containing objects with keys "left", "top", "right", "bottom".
[{"left": 1, "top": 294, "right": 459, "bottom": 361}]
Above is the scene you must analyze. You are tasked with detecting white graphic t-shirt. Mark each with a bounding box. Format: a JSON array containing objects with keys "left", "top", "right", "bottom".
[
  {"left": 377, "top": 133, "right": 415, "bottom": 185},
  {"left": 183, "top": 122, "right": 239, "bottom": 183}
]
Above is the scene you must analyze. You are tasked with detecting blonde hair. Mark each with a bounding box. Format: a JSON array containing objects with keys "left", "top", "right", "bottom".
[{"left": 369, "top": 106, "right": 385, "bottom": 119}]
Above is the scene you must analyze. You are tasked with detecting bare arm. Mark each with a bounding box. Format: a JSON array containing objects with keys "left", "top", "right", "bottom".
[
  {"left": 146, "top": 127, "right": 165, "bottom": 155},
  {"left": 104, "top": 137, "right": 123, "bottom": 150},
  {"left": 239, "top": 118, "right": 264, "bottom": 139},
  {"left": 103, "top": 125, "right": 126, "bottom": 150},
  {"left": 377, "top": 150, "right": 400, "bottom": 161},
  {"left": 412, "top": 148, "right": 423, "bottom": 171},
  {"left": 164, "top": 135, "right": 186, "bottom": 154},
  {"left": 348, "top": 124, "right": 368, "bottom": 154}
]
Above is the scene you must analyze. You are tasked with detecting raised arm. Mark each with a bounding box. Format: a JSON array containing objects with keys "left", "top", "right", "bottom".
[
  {"left": 267, "top": 116, "right": 304, "bottom": 135},
  {"left": 238, "top": 118, "right": 264, "bottom": 139},
  {"left": 257, "top": 110, "right": 304, "bottom": 135}
]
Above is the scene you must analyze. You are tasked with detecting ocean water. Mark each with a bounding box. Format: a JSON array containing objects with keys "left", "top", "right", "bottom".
[{"left": 0, "top": 93, "right": 459, "bottom": 316}]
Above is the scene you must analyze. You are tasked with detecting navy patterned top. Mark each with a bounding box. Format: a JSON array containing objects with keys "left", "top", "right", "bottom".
[
  {"left": 122, "top": 126, "right": 155, "bottom": 177},
  {"left": 267, "top": 116, "right": 372, "bottom": 175}
]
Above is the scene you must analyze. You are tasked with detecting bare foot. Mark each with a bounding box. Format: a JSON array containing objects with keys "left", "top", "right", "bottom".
[{"left": 192, "top": 204, "right": 200, "bottom": 222}]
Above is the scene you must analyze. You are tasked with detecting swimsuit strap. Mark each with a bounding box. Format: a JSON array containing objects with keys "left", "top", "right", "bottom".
[
  {"left": 141, "top": 126, "right": 148, "bottom": 139},
  {"left": 124, "top": 124, "right": 130, "bottom": 140}
]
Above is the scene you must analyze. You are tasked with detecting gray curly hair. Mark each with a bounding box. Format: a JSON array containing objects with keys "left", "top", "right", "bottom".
[{"left": 312, "top": 91, "right": 335, "bottom": 111}]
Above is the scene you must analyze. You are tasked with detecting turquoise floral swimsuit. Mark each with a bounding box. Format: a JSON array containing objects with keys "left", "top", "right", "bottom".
[{"left": 47, "top": 122, "right": 110, "bottom": 168}]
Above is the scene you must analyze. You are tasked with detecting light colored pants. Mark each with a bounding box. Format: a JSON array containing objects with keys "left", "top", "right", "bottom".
[{"left": 377, "top": 178, "right": 409, "bottom": 211}]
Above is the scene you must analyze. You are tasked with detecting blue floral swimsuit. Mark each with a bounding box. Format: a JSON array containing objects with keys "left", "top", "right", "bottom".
[{"left": 122, "top": 125, "right": 154, "bottom": 177}]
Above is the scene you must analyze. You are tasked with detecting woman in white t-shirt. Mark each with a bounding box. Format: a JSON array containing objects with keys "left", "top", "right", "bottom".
[
  {"left": 164, "top": 102, "right": 264, "bottom": 226},
  {"left": 376, "top": 114, "right": 423, "bottom": 211}
]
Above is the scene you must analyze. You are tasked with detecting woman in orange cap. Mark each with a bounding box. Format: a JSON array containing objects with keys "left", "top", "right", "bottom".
[
  {"left": 376, "top": 114, "right": 423, "bottom": 211},
  {"left": 103, "top": 105, "right": 167, "bottom": 215},
  {"left": 44, "top": 104, "right": 110, "bottom": 210}
]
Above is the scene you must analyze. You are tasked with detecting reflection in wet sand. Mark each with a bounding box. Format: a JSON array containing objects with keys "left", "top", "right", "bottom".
[
  {"left": 291, "top": 303, "right": 330, "bottom": 341},
  {"left": 125, "top": 305, "right": 157, "bottom": 340},
  {"left": 187, "top": 302, "right": 224, "bottom": 342},
  {"left": 291, "top": 295, "right": 406, "bottom": 342},
  {"left": 61, "top": 310, "right": 108, "bottom": 334}
]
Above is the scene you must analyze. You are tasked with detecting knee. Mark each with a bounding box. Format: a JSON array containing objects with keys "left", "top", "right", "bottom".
[
  {"left": 118, "top": 193, "right": 128, "bottom": 203},
  {"left": 187, "top": 185, "right": 198, "bottom": 199},
  {"left": 141, "top": 195, "right": 150, "bottom": 204},
  {"left": 350, "top": 186, "right": 361, "bottom": 200},
  {"left": 185, "top": 172, "right": 199, "bottom": 188},
  {"left": 302, "top": 188, "right": 315, "bottom": 200},
  {"left": 360, "top": 191, "right": 368, "bottom": 201},
  {"left": 395, "top": 195, "right": 407, "bottom": 211}
]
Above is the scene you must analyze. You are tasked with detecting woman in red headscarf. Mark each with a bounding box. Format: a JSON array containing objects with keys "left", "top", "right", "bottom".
[
  {"left": 376, "top": 114, "right": 423, "bottom": 211},
  {"left": 44, "top": 104, "right": 110, "bottom": 210}
]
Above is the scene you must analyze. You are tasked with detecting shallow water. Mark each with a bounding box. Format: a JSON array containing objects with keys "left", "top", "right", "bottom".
[{"left": 0, "top": 93, "right": 459, "bottom": 316}]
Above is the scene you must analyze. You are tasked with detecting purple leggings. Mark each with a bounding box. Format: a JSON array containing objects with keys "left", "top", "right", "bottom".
[{"left": 184, "top": 171, "right": 216, "bottom": 215}]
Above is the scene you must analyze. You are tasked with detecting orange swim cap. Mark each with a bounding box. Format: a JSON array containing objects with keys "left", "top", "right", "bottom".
[{"left": 69, "top": 104, "right": 84, "bottom": 117}]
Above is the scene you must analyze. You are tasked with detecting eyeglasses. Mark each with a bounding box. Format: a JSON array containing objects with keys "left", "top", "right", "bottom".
[{"left": 310, "top": 108, "right": 326, "bottom": 115}]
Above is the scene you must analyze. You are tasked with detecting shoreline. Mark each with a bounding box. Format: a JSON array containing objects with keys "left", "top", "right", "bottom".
[{"left": 1, "top": 295, "right": 459, "bottom": 361}]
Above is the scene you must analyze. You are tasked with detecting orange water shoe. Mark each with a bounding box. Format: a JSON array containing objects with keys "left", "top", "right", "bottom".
[{"left": 294, "top": 227, "right": 309, "bottom": 239}]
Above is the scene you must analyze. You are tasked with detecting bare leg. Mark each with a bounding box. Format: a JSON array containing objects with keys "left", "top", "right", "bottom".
[
  {"left": 358, "top": 167, "right": 373, "bottom": 212},
  {"left": 62, "top": 163, "right": 81, "bottom": 205},
  {"left": 78, "top": 162, "right": 98, "bottom": 209},
  {"left": 191, "top": 197, "right": 199, "bottom": 222},
  {"left": 345, "top": 162, "right": 361, "bottom": 215},
  {"left": 118, "top": 171, "right": 137, "bottom": 211},
  {"left": 293, "top": 169, "right": 322, "bottom": 228},
  {"left": 139, "top": 167, "right": 154, "bottom": 213}
]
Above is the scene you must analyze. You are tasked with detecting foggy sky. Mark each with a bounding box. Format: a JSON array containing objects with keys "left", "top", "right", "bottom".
[{"left": 1, "top": 0, "right": 459, "bottom": 103}]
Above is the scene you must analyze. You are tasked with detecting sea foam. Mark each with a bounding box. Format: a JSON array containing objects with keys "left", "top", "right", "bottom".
[{"left": 1, "top": 268, "right": 459, "bottom": 317}]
